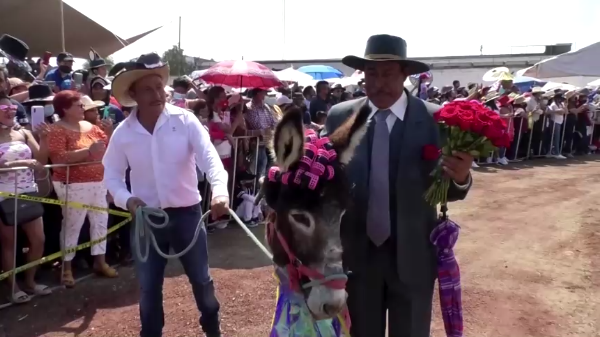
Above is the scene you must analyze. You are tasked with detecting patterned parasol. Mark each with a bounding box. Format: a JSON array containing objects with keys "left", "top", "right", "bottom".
[{"left": 199, "top": 60, "right": 282, "bottom": 89}]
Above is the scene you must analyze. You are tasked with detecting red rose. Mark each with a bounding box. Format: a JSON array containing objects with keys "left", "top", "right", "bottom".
[
  {"left": 473, "top": 109, "right": 494, "bottom": 133},
  {"left": 457, "top": 109, "right": 475, "bottom": 132},
  {"left": 438, "top": 106, "right": 460, "bottom": 126},
  {"left": 422, "top": 144, "right": 441, "bottom": 161}
]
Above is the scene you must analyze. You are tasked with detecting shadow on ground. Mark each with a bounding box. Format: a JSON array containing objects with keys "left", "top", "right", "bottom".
[{"left": 0, "top": 223, "right": 272, "bottom": 337}]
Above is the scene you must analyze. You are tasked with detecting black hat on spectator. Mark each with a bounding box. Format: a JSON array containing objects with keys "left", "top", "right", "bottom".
[
  {"left": 0, "top": 34, "right": 31, "bottom": 72},
  {"left": 57, "top": 52, "right": 74, "bottom": 63},
  {"left": 88, "top": 48, "right": 108, "bottom": 69},
  {"left": 331, "top": 84, "right": 345, "bottom": 92},
  {"left": 249, "top": 87, "right": 268, "bottom": 98},
  {"left": 23, "top": 84, "right": 54, "bottom": 104}
]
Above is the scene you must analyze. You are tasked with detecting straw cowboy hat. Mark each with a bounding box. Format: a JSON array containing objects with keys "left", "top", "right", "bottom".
[
  {"left": 530, "top": 87, "right": 545, "bottom": 95},
  {"left": 513, "top": 95, "right": 526, "bottom": 105},
  {"left": 565, "top": 90, "right": 578, "bottom": 100},
  {"left": 8, "top": 77, "right": 29, "bottom": 91},
  {"left": 342, "top": 34, "right": 429, "bottom": 75},
  {"left": 484, "top": 90, "right": 500, "bottom": 103},
  {"left": 111, "top": 53, "right": 169, "bottom": 107},
  {"left": 543, "top": 91, "right": 555, "bottom": 99},
  {"left": 80, "top": 95, "right": 105, "bottom": 111}
]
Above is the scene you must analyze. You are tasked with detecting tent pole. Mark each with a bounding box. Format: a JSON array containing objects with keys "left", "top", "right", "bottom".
[{"left": 60, "top": 0, "right": 65, "bottom": 52}]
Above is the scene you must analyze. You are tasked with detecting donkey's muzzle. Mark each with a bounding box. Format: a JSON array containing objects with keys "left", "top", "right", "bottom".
[{"left": 307, "top": 286, "right": 347, "bottom": 320}]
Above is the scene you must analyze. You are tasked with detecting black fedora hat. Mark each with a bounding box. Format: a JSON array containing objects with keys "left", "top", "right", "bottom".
[
  {"left": 0, "top": 34, "right": 31, "bottom": 72},
  {"left": 342, "top": 34, "right": 429, "bottom": 76},
  {"left": 23, "top": 84, "right": 54, "bottom": 104},
  {"left": 88, "top": 48, "right": 108, "bottom": 69},
  {"left": 331, "top": 83, "right": 345, "bottom": 91},
  {"left": 89, "top": 58, "right": 108, "bottom": 69}
]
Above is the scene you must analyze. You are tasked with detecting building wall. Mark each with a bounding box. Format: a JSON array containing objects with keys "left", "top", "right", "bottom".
[{"left": 250, "top": 53, "right": 551, "bottom": 86}]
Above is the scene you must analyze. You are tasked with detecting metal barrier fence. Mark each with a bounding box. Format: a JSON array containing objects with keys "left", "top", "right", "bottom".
[
  {"left": 0, "top": 135, "right": 262, "bottom": 309},
  {"left": 0, "top": 161, "right": 108, "bottom": 309},
  {"left": 476, "top": 113, "right": 599, "bottom": 164}
]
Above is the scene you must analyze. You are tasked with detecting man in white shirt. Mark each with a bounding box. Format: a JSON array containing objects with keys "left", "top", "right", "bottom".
[
  {"left": 103, "top": 53, "right": 229, "bottom": 337},
  {"left": 547, "top": 93, "right": 567, "bottom": 159}
]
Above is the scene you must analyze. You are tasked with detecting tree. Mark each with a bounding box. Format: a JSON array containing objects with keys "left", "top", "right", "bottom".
[
  {"left": 82, "top": 56, "right": 115, "bottom": 70},
  {"left": 161, "top": 45, "right": 195, "bottom": 76}
]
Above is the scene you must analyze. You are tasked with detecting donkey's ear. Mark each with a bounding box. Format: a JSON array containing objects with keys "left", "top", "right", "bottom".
[
  {"left": 271, "top": 106, "right": 305, "bottom": 171},
  {"left": 328, "top": 104, "right": 372, "bottom": 165}
]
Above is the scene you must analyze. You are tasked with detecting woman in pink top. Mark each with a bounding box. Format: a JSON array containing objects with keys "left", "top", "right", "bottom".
[{"left": 0, "top": 96, "right": 50, "bottom": 303}]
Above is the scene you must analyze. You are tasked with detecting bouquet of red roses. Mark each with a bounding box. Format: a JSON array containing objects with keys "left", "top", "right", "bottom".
[{"left": 424, "top": 100, "right": 511, "bottom": 206}]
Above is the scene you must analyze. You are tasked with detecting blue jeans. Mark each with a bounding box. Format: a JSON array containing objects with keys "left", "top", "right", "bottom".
[
  {"left": 551, "top": 122, "right": 562, "bottom": 155},
  {"left": 132, "top": 203, "right": 220, "bottom": 337},
  {"left": 256, "top": 145, "right": 269, "bottom": 178}
]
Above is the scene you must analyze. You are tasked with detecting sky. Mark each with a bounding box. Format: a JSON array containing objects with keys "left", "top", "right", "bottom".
[{"left": 66, "top": 0, "right": 600, "bottom": 63}]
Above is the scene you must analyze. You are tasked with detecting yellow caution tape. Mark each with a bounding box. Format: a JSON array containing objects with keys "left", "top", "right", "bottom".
[
  {"left": 0, "top": 191, "right": 130, "bottom": 217},
  {"left": 0, "top": 191, "right": 132, "bottom": 281}
]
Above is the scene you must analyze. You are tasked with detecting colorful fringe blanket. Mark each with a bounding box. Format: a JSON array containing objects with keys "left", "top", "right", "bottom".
[{"left": 270, "top": 267, "right": 351, "bottom": 337}]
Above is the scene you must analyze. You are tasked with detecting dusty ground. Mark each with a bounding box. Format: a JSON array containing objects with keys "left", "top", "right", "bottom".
[{"left": 1, "top": 156, "right": 599, "bottom": 337}]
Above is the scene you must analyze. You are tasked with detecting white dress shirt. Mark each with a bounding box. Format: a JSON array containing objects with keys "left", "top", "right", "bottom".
[
  {"left": 368, "top": 91, "right": 408, "bottom": 132},
  {"left": 103, "top": 103, "right": 229, "bottom": 211},
  {"left": 368, "top": 93, "right": 470, "bottom": 188}
]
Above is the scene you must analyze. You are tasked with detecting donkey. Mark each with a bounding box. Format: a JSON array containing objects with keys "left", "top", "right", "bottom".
[{"left": 257, "top": 104, "right": 371, "bottom": 321}]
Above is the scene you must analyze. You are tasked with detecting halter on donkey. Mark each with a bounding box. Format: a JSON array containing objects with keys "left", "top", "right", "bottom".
[{"left": 256, "top": 105, "right": 372, "bottom": 337}]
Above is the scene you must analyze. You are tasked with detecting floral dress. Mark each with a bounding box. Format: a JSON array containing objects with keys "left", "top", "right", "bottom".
[{"left": 270, "top": 267, "right": 350, "bottom": 337}]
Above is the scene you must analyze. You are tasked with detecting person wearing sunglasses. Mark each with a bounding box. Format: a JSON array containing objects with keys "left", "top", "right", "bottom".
[
  {"left": 0, "top": 96, "right": 50, "bottom": 303},
  {"left": 46, "top": 90, "right": 117, "bottom": 288}
]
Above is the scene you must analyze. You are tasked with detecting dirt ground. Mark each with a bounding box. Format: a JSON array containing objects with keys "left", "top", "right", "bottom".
[{"left": 1, "top": 156, "right": 599, "bottom": 337}]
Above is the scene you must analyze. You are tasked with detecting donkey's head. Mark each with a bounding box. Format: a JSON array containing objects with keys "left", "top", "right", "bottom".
[{"left": 258, "top": 104, "right": 370, "bottom": 319}]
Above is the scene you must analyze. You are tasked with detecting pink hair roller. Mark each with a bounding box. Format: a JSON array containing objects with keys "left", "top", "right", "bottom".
[
  {"left": 268, "top": 167, "right": 280, "bottom": 182},
  {"left": 310, "top": 162, "right": 326, "bottom": 176},
  {"left": 293, "top": 169, "right": 305, "bottom": 185},
  {"left": 281, "top": 172, "right": 291, "bottom": 185},
  {"left": 326, "top": 165, "right": 335, "bottom": 180},
  {"left": 305, "top": 171, "right": 320, "bottom": 190}
]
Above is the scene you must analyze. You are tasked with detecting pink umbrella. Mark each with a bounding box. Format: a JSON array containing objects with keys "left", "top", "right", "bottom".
[{"left": 200, "top": 60, "right": 282, "bottom": 89}]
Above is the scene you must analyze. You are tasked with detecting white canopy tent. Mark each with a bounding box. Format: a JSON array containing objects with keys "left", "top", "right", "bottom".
[
  {"left": 517, "top": 41, "right": 600, "bottom": 86},
  {"left": 587, "top": 78, "right": 600, "bottom": 87}
]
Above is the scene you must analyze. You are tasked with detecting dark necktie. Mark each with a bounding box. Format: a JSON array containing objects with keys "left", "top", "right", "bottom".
[{"left": 366, "top": 109, "right": 391, "bottom": 246}]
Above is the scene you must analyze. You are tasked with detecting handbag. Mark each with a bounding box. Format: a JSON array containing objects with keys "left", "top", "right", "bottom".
[{"left": 0, "top": 193, "right": 44, "bottom": 226}]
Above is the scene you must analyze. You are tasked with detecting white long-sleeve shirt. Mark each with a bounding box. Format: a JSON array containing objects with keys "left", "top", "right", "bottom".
[{"left": 103, "top": 103, "right": 228, "bottom": 211}]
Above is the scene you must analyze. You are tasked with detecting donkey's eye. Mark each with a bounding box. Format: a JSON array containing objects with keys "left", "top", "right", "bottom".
[
  {"left": 291, "top": 213, "right": 311, "bottom": 227},
  {"left": 288, "top": 210, "right": 315, "bottom": 234}
]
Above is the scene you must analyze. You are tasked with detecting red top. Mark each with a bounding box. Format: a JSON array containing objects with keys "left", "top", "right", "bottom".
[
  {"left": 47, "top": 124, "right": 107, "bottom": 183},
  {"left": 208, "top": 122, "right": 227, "bottom": 141}
]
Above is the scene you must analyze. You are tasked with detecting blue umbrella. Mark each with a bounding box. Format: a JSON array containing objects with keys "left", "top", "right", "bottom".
[
  {"left": 297, "top": 65, "right": 343, "bottom": 80},
  {"left": 513, "top": 76, "right": 547, "bottom": 93}
]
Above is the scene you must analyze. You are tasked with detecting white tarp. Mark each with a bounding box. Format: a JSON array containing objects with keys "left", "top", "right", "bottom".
[{"left": 519, "top": 41, "right": 600, "bottom": 79}]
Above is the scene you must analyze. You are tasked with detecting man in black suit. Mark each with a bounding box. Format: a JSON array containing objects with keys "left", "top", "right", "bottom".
[{"left": 323, "top": 34, "right": 473, "bottom": 337}]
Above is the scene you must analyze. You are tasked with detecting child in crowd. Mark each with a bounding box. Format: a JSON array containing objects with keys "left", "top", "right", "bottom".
[{"left": 234, "top": 179, "right": 263, "bottom": 227}]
